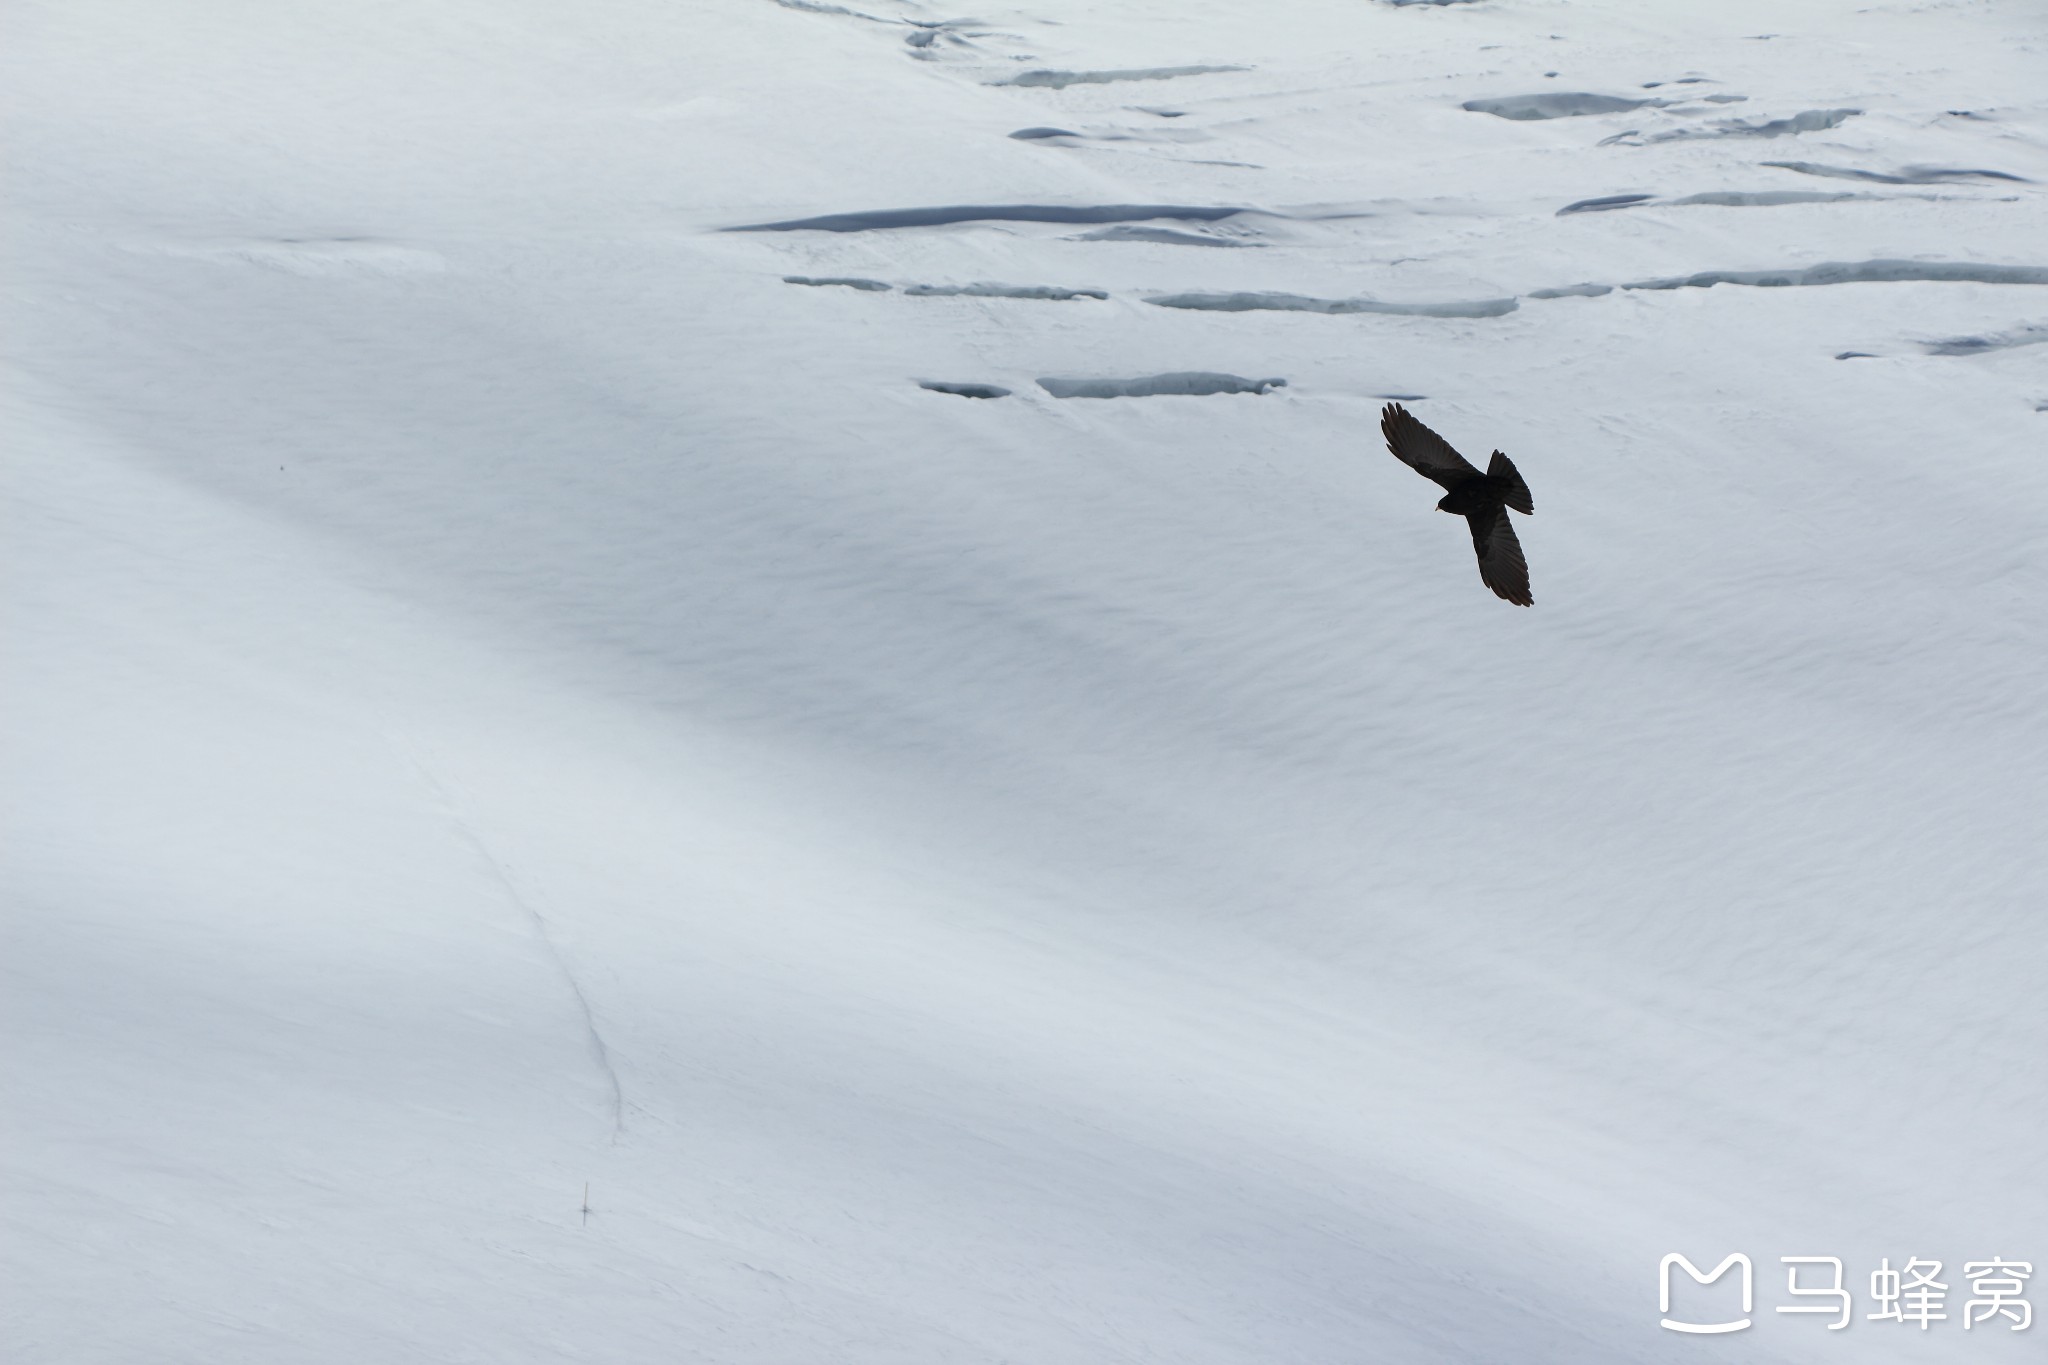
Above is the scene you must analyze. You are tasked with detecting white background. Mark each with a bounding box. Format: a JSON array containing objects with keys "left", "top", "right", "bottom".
[{"left": 5, "top": 1, "right": 2044, "bottom": 1360}]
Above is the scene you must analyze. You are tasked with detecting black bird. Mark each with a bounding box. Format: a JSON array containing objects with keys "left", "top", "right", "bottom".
[{"left": 1380, "top": 403, "right": 1535, "bottom": 606}]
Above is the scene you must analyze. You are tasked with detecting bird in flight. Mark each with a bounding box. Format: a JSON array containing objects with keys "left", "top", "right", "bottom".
[{"left": 1380, "top": 403, "right": 1534, "bottom": 606}]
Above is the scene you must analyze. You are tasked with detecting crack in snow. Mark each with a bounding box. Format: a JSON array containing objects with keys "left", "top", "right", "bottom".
[
  {"left": 1764, "top": 159, "right": 2030, "bottom": 185},
  {"left": 1146, "top": 290, "right": 1519, "bottom": 318},
  {"left": 1619, "top": 260, "right": 2048, "bottom": 291},
  {"left": 727, "top": 204, "right": 1259, "bottom": 233},
  {"left": 903, "top": 282, "right": 1108, "bottom": 300},
  {"left": 995, "top": 65, "right": 1249, "bottom": 89},
  {"left": 784, "top": 275, "right": 892, "bottom": 291},
  {"left": 1038, "top": 372, "right": 1285, "bottom": 398},
  {"left": 918, "top": 380, "right": 1012, "bottom": 398}
]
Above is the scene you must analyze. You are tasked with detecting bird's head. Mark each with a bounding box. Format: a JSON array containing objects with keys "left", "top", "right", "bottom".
[{"left": 1435, "top": 493, "right": 1457, "bottom": 513}]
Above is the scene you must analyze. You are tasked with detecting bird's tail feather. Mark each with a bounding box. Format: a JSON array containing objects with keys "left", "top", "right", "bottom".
[{"left": 1488, "top": 451, "right": 1533, "bottom": 514}]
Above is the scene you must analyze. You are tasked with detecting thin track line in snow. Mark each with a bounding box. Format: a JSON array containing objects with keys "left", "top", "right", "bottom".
[{"left": 392, "top": 741, "right": 628, "bottom": 1142}]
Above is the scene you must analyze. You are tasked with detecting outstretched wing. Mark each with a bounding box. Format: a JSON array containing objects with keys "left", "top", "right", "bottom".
[
  {"left": 1382, "top": 402, "right": 1482, "bottom": 490},
  {"left": 1465, "top": 504, "right": 1533, "bottom": 606}
]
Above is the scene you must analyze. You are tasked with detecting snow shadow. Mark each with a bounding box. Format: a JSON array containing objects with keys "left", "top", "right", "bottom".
[
  {"left": 1557, "top": 190, "right": 1879, "bottom": 215},
  {"left": 1008, "top": 124, "right": 1213, "bottom": 148},
  {"left": 1038, "top": 373, "right": 1285, "bottom": 398},
  {"left": 1075, "top": 226, "right": 1263, "bottom": 247},
  {"left": 1613, "top": 108, "right": 1859, "bottom": 144},
  {"left": 1146, "top": 290, "right": 1518, "bottom": 319},
  {"left": 147, "top": 237, "right": 446, "bottom": 277},
  {"left": 1919, "top": 323, "right": 2048, "bottom": 356},
  {"left": 1464, "top": 93, "right": 1659, "bottom": 120},
  {"left": 918, "top": 380, "right": 1012, "bottom": 398},
  {"left": 726, "top": 204, "right": 1255, "bottom": 233},
  {"left": 903, "top": 20, "right": 1011, "bottom": 61}
]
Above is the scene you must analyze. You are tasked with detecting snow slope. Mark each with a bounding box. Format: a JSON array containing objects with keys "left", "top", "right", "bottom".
[{"left": 5, "top": 0, "right": 2045, "bottom": 1360}]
